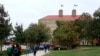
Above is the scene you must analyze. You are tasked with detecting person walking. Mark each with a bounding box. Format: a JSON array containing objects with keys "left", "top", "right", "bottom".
[
  {"left": 7, "top": 44, "right": 13, "bottom": 56},
  {"left": 17, "top": 44, "right": 22, "bottom": 55},
  {"left": 47, "top": 44, "right": 50, "bottom": 51},
  {"left": 44, "top": 44, "right": 48, "bottom": 53},
  {"left": 12, "top": 44, "right": 20, "bottom": 56},
  {"left": 30, "top": 43, "right": 39, "bottom": 56},
  {"left": 26, "top": 44, "right": 31, "bottom": 54}
]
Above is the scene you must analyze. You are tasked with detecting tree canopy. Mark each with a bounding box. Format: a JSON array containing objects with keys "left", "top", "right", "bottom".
[
  {"left": 91, "top": 7, "right": 100, "bottom": 39},
  {"left": 53, "top": 21, "right": 80, "bottom": 47},
  {"left": 0, "top": 4, "right": 12, "bottom": 51},
  {"left": 13, "top": 24, "right": 25, "bottom": 44},
  {"left": 75, "top": 13, "right": 93, "bottom": 39},
  {"left": 24, "top": 23, "right": 51, "bottom": 44}
]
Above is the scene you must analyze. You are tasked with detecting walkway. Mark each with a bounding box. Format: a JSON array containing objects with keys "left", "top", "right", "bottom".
[
  {"left": 21, "top": 50, "right": 49, "bottom": 56},
  {"left": 2, "top": 45, "right": 49, "bottom": 56}
]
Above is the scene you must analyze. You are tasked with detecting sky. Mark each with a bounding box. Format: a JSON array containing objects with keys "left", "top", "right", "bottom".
[{"left": 0, "top": 0, "right": 100, "bottom": 29}]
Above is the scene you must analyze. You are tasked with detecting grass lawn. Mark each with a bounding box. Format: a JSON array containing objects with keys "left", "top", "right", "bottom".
[{"left": 44, "top": 46, "right": 100, "bottom": 56}]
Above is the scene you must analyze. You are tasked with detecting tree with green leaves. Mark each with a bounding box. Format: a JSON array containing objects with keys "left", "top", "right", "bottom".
[
  {"left": 24, "top": 23, "right": 38, "bottom": 44},
  {"left": 13, "top": 24, "right": 25, "bottom": 44},
  {"left": 37, "top": 23, "right": 51, "bottom": 43},
  {"left": 24, "top": 23, "right": 51, "bottom": 44},
  {"left": 93, "top": 8, "right": 100, "bottom": 19},
  {"left": 90, "top": 7, "right": 100, "bottom": 45},
  {"left": 75, "top": 13, "right": 92, "bottom": 45},
  {"left": 0, "top": 4, "right": 12, "bottom": 51},
  {"left": 53, "top": 21, "right": 80, "bottom": 48}
]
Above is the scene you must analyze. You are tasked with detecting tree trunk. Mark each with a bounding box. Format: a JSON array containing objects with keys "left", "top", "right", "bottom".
[
  {"left": 0, "top": 45, "right": 2, "bottom": 51},
  {"left": 0, "top": 39, "right": 3, "bottom": 51}
]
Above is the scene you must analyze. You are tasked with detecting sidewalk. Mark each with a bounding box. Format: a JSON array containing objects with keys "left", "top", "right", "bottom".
[
  {"left": 21, "top": 50, "right": 49, "bottom": 56},
  {"left": 2, "top": 45, "right": 49, "bottom": 56}
]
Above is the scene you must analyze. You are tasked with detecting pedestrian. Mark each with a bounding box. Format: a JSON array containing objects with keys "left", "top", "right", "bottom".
[
  {"left": 26, "top": 43, "right": 32, "bottom": 54},
  {"left": 30, "top": 44, "right": 34, "bottom": 53},
  {"left": 17, "top": 44, "right": 22, "bottom": 55},
  {"left": 47, "top": 44, "right": 50, "bottom": 51},
  {"left": 7, "top": 44, "right": 13, "bottom": 56},
  {"left": 44, "top": 44, "right": 48, "bottom": 53},
  {"left": 12, "top": 44, "right": 20, "bottom": 56},
  {"left": 30, "top": 43, "right": 39, "bottom": 56}
]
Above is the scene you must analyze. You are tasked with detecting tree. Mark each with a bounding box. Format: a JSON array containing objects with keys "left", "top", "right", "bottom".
[
  {"left": 91, "top": 7, "right": 100, "bottom": 45},
  {"left": 93, "top": 8, "right": 100, "bottom": 19},
  {"left": 24, "top": 23, "right": 39, "bottom": 44},
  {"left": 53, "top": 21, "right": 80, "bottom": 48},
  {"left": 0, "top": 4, "right": 12, "bottom": 51},
  {"left": 24, "top": 23, "right": 51, "bottom": 44},
  {"left": 13, "top": 24, "right": 25, "bottom": 44},
  {"left": 37, "top": 23, "right": 51, "bottom": 43},
  {"left": 75, "top": 13, "right": 93, "bottom": 45}
]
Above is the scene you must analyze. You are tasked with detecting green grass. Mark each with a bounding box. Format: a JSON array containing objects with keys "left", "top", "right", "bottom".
[{"left": 45, "top": 46, "right": 100, "bottom": 56}]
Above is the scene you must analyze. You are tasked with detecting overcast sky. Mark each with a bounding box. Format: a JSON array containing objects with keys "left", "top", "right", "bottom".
[{"left": 0, "top": 0, "right": 100, "bottom": 29}]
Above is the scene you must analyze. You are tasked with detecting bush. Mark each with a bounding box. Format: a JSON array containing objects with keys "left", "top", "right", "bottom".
[
  {"left": 52, "top": 45, "right": 67, "bottom": 50},
  {"left": 0, "top": 51, "right": 7, "bottom": 56},
  {"left": 0, "top": 49, "right": 28, "bottom": 56}
]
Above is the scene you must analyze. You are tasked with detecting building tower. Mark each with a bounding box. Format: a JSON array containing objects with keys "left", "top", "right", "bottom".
[
  {"left": 59, "top": 9, "right": 63, "bottom": 17},
  {"left": 72, "top": 9, "right": 76, "bottom": 16},
  {"left": 59, "top": 4, "right": 64, "bottom": 17}
]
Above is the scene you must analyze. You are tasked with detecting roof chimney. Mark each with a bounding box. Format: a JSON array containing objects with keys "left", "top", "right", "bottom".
[
  {"left": 72, "top": 9, "right": 76, "bottom": 16},
  {"left": 59, "top": 9, "right": 63, "bottom": 17}
]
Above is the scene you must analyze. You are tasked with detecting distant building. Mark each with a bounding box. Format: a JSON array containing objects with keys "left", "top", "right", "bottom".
[{"left": 39, "top": 9, "right": 80, "bottom": 34}]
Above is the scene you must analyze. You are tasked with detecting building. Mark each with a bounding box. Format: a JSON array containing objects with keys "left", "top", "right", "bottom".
[{"left": 39, "top": 9, "right": 80, "bottom": 34}]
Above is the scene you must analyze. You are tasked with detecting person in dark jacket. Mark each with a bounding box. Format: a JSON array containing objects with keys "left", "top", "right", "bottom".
[
  {"left": 12, "top": 44, "right": 20, "bottom": 56},
  {"left": 30, "top": 43, "right": 39, "bottom": 56},
  {"left": 7, "top": 45, "right": 13, "bottom": 56},
  {"left": 44, "top": 44, "right": 48, "bottom": 53}
]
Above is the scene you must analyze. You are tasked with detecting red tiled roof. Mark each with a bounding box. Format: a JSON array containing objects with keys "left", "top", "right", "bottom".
[{"left": 40, "top": 15, "right": 80, "bottom": 21}]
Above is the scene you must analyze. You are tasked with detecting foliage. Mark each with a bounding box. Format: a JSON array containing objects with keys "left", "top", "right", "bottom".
[
  {"left": 53, "top": 21, "right": 80, "bottom": 47},
  {"left": 0, "top": 4, "right": 12, "bottom": 51},
  {"left": 0, "top": 51, "right": 7, "bottom": 56},
  {"left": 75, "top": 13, "right": 93, "bottom": 39},
  {"left": 0, "top": 4, "right": 12, "bottom": 40},
  {"left": 90, "top": 19, "right": 100, "bottom": 38},
  {"left": 13, "top": 24, "right": 25, "bottom": 44},
  {"left": 24, "top": 23, "right": 39, "bottom": 43},
  {"left": 90, "top": 7, "right": 100, "bottom": 45},
  {"left": 24, "top": 23, "right": 51, "bottom": 44},
  {"left": 93, "top": 7, "right": 100, "bottom": 19},
  {"left": 37, "top": 23, "right": 51, "bottom": 43},
  {"left": 0, "top": 49, "right": 28, "bottom": 56},
  {"left": 92, "top": 7, "right": 100, "bottom": 38}
]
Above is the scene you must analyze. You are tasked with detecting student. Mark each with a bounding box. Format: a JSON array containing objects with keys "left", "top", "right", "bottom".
[
  {"left": 12, "top": 44, "right": 20, "bottom": 56},
  {"left": 7, "top": 45, "right": 13, "bottom": 56},
  {"left": 47, "top": 44, "right": 50, "bottom": 51},
  {"left": 31, "top": 44, "right": 39, "bottom": 56},
  {"left": 44, "top": 44, "right": 48, "bottom": 53},
  {"left": 18, "top": 44, "right": 22, "bottom": 55},
  {"left": 26, "top": 44, "right": 30, "bottom": 54}
]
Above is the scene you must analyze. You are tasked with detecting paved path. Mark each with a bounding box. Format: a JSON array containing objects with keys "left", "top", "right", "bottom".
[
  {"left": 2, "top": 45, "right": 49, "bottom": 56},
  {"left": 21, "top": 50, "right": 49, "bottom": 56}
]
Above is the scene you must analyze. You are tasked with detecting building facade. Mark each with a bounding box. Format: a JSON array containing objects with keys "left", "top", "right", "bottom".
[{"left": 39, "top": 9, "right": 80, "bottom": 34}]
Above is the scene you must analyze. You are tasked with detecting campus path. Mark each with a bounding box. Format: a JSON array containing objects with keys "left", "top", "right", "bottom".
[
  {"left": 2, "top": 45, "right": 49, "bottom": 56},
  {"left": 21, "top": 50, "right": 49, "bottom": 56}
]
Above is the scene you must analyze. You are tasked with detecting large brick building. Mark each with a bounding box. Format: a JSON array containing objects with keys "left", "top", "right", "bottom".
[
  {"left": 39, "top": 9, "right": 80, "bottom": 34},
  {"left": 39, "top": 9, "right": 94, "bottom": 45}
]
